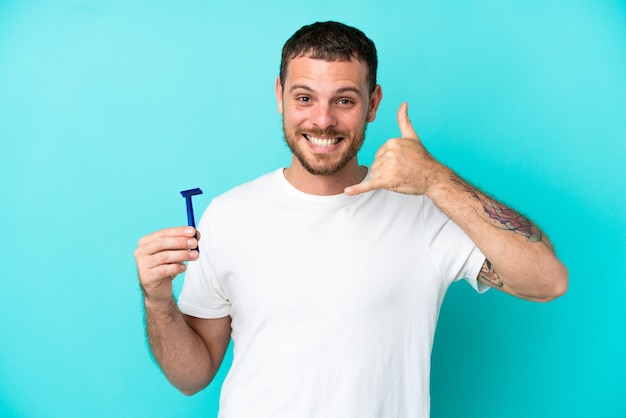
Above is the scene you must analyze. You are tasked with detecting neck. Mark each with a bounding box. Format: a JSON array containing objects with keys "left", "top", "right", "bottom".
[{"left": 284, "top": 157, "right": 367, "bottom": 196}]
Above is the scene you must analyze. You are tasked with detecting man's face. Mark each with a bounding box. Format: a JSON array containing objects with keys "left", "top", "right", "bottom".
[{"left": 276, "top": 56, "right": 381, "bottom": 176}]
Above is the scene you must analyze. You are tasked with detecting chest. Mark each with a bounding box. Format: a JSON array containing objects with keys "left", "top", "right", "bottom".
[{"left": 216, "top": 201, "right": 444, "bottom": 328}]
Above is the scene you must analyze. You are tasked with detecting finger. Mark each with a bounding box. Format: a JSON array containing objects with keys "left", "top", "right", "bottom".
[
  {"left": 139, "top": 262, "right": 186, "bottom": 297},
  {"left": 373, "top": 143, "right": 387, "bottom": 160},
  {"left": 397, "top": 102, "right": 419, "bottom": 140},
  {"left": 344, "top": 179, "right": 384, "bottom": 196},
  {"left": 138, "top": 226, "right": 196, "bottom": 248},
  {"left": 137, "top": 245, "right": 199, "bottom": 270},
  {"left": 151, "top": 248, "right": 199, "bottom": 267},
  {"left": 141, "top": 226, "right": 197, "bottom": 242},
  {"left": 370, "top": 157, "right": 384, "bottom": 172},
  {"left": 137, "top": 248, "right": 199, "bottom": 284},
  {"left": 149, "top": 262, "right": 188, "bottom": 280},
  {"left": 137, "top": 234, "right": 199, "bottom": 258}
]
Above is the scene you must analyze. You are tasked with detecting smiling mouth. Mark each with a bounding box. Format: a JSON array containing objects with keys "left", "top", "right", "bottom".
[{"left": 304, "top": 134, "right": 342, "bottom": 147}]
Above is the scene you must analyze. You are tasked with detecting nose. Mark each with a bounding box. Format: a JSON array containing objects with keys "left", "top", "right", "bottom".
[{"left": 310, "top": 103, "right": 337, "bottom": 130}]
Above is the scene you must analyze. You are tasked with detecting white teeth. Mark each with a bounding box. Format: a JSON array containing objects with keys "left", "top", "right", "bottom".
[{"left": 307, "top": 135, "right": 339, "bottom": 147}]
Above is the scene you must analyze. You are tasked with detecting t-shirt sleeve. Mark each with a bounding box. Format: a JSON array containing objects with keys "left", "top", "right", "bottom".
[
  {"left": 422, "top": 197, "right": 489, "bottom": 293},
  {"left": 178, "top": 201, "right": 232, "bottom": 318}
]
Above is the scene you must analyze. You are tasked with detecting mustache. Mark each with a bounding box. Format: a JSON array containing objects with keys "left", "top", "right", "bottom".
[{"left": 296, "top": 127, "right": 349, "bottom": 138}]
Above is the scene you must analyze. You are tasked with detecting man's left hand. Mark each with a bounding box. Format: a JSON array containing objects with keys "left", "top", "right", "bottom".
[{"left": 345, "top": 102, "right": 448, "bottom": 196}]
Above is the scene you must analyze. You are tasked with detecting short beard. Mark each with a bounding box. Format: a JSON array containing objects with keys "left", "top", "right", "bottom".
[{"left": 282, "top": 125, "right": 367, "bottom": 176}]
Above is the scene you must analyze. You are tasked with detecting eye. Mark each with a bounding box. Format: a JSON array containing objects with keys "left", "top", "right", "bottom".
[
  {"left": 296, "top": 96, "right": 311, "bottom": 103},
  {"left": 337, "top": 98, "right": 354, "bottom": 106}
]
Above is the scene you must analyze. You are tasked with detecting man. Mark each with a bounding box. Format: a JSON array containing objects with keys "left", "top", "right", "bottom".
[{"left": 135, "top": 21, "right": 567, "bottom": 417}]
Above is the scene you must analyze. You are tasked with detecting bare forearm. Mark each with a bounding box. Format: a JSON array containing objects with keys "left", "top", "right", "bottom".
[
  {"left": 343, "top": 102, "right": 567, "bottom": 300},
  {"left": 144, "top": 298, "right": 214, "bottom": 394},
  {"left": 428, "top": 172, "right": 568, "bottom": 301}
]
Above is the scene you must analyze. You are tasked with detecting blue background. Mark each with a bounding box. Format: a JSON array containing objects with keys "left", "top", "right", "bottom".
[{"left": 1, "top": 1, "right": 625, "bottom": 417}]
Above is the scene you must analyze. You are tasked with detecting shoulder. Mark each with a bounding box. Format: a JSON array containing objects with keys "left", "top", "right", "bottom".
[{"left": 213, "top": 169, "right": 283, "bottom": 205}]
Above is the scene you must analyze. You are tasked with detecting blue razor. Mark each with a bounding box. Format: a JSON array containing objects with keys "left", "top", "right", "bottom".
[{"left": 180, "top": 188, "right": 203, "bottom": 250}]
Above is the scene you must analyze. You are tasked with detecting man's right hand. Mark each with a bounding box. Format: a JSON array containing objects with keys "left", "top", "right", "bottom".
[{"left": 134, "top": 227, "right": 200, "bottom": 304}]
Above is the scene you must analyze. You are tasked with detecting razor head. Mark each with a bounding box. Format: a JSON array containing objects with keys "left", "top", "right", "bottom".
[{"left": 180, "top": 188, "right": 203, "bottom": 198}]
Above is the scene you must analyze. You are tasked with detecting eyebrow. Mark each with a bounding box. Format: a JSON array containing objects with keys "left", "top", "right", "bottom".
[{"left": 288, "top": 84, "right": 362, "bottom": 96}]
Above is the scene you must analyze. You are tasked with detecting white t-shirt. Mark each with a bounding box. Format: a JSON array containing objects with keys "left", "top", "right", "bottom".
[{"left": 179, "top": 168, "right": 486, "bottom": 418}]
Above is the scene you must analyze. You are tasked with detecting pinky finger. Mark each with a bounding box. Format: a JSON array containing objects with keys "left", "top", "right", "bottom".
[
  {"left": 149, "top": 262, "right": 188, "bottom": 282},
  {"left": 345, "top": 179, "right": 379, "bottom": 195}
]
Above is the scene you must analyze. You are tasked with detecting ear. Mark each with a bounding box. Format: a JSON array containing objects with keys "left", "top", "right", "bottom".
[
  {"left": 275, "top": 76, "right": 284, "bottom": 115},
  {"left": 366, "top": 85, "right": 383, "bottom": 122}
]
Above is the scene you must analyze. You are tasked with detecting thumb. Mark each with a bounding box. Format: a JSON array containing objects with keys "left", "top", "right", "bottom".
[{"left": 397, "top": 102, "right": 419, "bottom": 140}]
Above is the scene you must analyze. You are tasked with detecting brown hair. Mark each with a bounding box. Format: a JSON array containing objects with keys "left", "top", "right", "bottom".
[{"left": 279, "top": 21, "right": 378, "bottom": 94}]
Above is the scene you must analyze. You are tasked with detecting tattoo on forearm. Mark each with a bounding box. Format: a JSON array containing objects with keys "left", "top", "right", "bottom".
[
  {"left": 479, "top": 259, "right": 503, "bottom": 288},
  {"left": 452, "top": 178, "right": 543, "bottom": 242}
]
